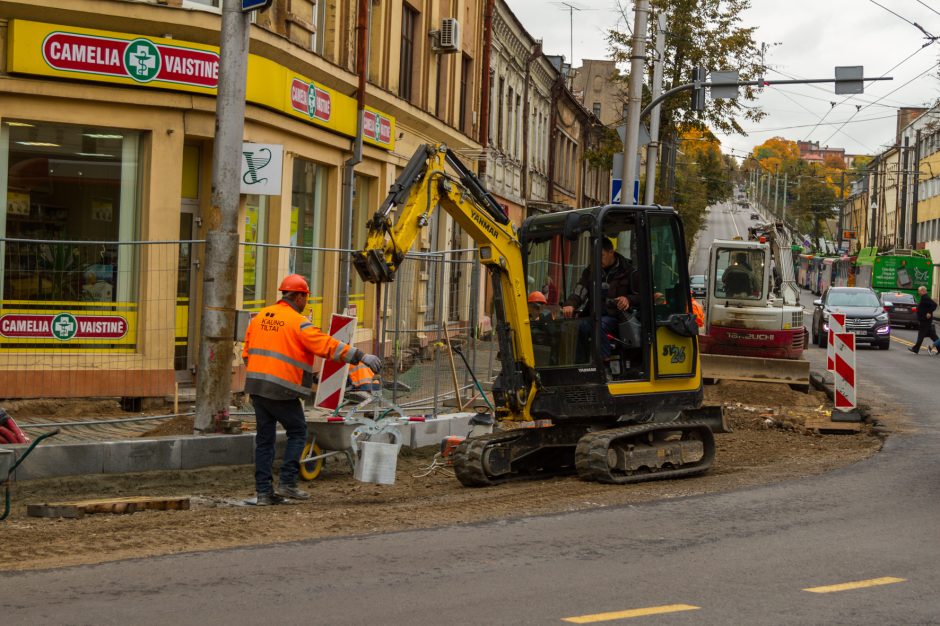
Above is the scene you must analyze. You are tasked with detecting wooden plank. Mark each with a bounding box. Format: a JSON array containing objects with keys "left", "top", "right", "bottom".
[
  {"left": 804, "top": 416, "right": 861, "bottom": 433},
  {"left": 27, "top": 496, "right": 190, "bottom": 518}
]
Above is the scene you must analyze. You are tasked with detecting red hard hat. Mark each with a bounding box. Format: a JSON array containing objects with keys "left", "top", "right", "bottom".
[
  {"left": 527, "top": 291, "right": 547, "bottom": 304},
  {"left": 278, "top": 274, "right": 310, "bottom": 294}
]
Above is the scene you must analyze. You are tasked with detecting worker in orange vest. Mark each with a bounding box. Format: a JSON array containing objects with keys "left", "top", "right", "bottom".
[
  {"left": 691, "top": 291, "right": 705, "bottom": 328},
  {"left": 242, "top": 273, "right": 382, "bottom": 505},
  {"left": 348, "top": 362, "right": 381, "bottom": 392}
]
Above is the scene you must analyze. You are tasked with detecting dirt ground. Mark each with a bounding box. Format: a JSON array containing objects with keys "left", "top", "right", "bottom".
[{"left": 1, "top": 381, "right": 891, "bottom": 573}]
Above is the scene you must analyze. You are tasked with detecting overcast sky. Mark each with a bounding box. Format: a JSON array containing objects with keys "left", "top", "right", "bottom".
[{"left": 505, "top": 0, "right": 940, "bottom": 160}]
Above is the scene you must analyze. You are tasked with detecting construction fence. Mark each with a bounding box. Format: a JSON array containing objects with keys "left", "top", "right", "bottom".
[{"left": 0, "top": 237, "right": 498, "bottom": 416}]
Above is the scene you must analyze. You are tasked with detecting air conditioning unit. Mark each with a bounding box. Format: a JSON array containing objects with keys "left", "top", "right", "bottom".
[{"left": 438, "top": 17, "right": 460, "bottom": 52}]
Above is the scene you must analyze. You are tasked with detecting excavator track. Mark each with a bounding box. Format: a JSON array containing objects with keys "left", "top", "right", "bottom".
[
  {"left": 574, "top": 421, "right": 715, "bottom": 485},
  {"left": 452, "top": 427, "right": 582, "bottom": 487}
]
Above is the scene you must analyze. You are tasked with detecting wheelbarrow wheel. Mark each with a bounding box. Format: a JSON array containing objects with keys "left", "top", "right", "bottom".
[{"left": 300, "top": 441, "right": 324, "bottom": 481}]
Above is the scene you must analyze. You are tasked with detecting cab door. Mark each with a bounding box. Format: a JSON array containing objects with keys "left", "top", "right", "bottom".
[{"left": 648, "top": 213, "right": 697, "bottom": 378}]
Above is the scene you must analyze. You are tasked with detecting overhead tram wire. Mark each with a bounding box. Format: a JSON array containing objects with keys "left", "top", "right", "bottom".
[
  {"left": 915, "top": 0, "right": 940, "bottom": 18},
  {"left": 738, "top": 113, "right": 897, "bottom": 134}
]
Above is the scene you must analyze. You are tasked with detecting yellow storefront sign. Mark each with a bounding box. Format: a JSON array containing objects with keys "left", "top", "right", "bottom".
[{"left": 7, "top": 20, "right": 395, "bottom": 150}]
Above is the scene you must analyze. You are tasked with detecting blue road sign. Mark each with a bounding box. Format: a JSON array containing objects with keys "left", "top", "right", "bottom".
[
  {"left": 242, "top": 0, "right": 272, "bottom": 12},
  {"left": 611, "top": 179, "right": 639, "bottom": 204}
]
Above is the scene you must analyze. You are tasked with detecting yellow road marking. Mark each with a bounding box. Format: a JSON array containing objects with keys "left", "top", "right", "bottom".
[
  {"left": 893, "top": 336, "right": 914, "bottom": 347},
  {"left": 804, "top": 577, "right": 906, "bottom": 593},
  {"left": 562, "top": 604, "right": 700, "bottom": 623}
]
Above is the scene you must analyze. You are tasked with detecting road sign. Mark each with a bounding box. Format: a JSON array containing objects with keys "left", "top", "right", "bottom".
[
  {"left": 835, "top": 65, "right": 863, "bottom": 95},
  {"left": 710, "top": 70, "right": 739, "bottom": 100},
  {"left": 242, "top": 0, "right": 272, "bottom": 12},
  {"left": 611, "top": 179, "right": 639, "bottom": 204},
  {"left": 313, "top": 313, "right": 357, "bottom": 411},
  {"left": 843, "top": 230, "right": 857, "bottom": 240}
]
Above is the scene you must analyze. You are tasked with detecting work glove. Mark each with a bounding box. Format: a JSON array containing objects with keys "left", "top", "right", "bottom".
[{"left": 361, "top": 353, "right": 383, "bottom": 372}]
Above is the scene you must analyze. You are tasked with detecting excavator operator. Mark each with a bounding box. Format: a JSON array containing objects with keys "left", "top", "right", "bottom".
[{"left": 562, "top": 238, "right": 637, "bottom": 359}]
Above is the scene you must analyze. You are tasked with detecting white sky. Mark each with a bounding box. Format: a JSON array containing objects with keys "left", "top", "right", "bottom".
[{"left": 504, "top": 0, "right": 940, "bottom": 160}]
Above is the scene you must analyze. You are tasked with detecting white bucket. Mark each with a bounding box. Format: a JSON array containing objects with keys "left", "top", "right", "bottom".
[{"left": 354, "top": 441, "right": 400, "bottom": 485}]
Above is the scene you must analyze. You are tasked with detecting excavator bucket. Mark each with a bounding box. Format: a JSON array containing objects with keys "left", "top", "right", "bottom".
[{"left": 700, "top": 353, "right": 811, "bottom": 391}]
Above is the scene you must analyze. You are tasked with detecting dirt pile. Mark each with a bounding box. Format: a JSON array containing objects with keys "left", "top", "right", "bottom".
[{"left": 1, "top": 380, "right": 888, "bottom": 572}]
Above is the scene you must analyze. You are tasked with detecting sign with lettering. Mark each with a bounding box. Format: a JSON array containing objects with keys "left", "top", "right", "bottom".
[
  {"left": 9, "top": 20, "right": 396, "bottom": 150},
  {"left": 240, "top": 143, "right": 283, "bottom": 195},
  {"left": 0, "top": 313, "right": 128, "bottom": 340}
]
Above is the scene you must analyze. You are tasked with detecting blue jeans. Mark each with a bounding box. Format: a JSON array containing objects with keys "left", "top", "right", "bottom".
[
  {"left": 577, "top": 315, "right": 620, "bottom": 361},
  {"left": 251, "top": 394, "right": 307, "bottom": 494}
]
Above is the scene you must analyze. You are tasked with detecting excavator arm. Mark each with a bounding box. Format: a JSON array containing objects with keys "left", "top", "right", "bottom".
[{"left": 353, "top": 144, "right": 537, "bottom": 419}]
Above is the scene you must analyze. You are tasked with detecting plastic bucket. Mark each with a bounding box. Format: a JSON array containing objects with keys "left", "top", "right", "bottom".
[{"left": 354, "top": 441, "right": 400, "bottom": 485}]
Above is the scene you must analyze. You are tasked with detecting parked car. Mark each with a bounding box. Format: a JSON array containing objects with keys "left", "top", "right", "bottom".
[
  {"left": 690, "top": 274, "right": 706, "bottom": 298},
  {"left": 879, "top": 291, "right": 918, "bottom": 328},
  {"left": 811, "top": 287, "right": 891, "bottom": 350},
  {"left": 750, "top": 212, "right": 760, "bottom": 220}
]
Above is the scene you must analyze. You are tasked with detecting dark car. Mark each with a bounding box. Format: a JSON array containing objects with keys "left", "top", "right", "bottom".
[
  {"left": 690, "top": 274, "right": 706, "bottom": 298},
  {"left": 750, "top": 212, "right": 760, "bottom": 220},
  {"left": 812, "top": 287, "right": 891, "bottom": 350},
  {"left": 879, "top": 292, "right": 918, "bottom": 328}
]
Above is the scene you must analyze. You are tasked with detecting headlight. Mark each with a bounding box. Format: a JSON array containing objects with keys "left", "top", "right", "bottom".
[{"left": 876, "top": 312, "right": 889, "bottom": 321}]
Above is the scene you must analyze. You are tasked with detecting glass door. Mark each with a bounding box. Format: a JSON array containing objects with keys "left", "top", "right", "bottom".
[{"left": 176, "top": 201, "right": 199, "bottom": 380}]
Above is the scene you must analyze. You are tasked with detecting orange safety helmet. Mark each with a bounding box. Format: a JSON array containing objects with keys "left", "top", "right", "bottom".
[
  {"left": 278, "top": 274, "right": 310, "bottom": 294},
  {"left": 527, "top": 291, "right": 547, "bottom": 304}
]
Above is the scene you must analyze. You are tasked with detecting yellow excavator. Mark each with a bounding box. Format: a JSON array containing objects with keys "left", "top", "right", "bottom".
[{"left": 354, "top": 144, "right": 720, "bottom": 486}]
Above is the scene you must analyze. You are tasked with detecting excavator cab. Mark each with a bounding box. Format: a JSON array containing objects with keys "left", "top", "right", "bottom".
[{"left": 521, "top": 205, "right": 702, "bottom": 424}]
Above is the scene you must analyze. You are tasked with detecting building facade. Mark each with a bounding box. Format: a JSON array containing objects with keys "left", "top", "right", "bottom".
[{"left": 0, "top": 0, "right": 487, "bottom": 398}]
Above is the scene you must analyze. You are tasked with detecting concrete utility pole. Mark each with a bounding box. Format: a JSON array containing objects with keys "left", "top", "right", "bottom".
[
  {"left": 195, "top": 0, "right": 251, "bottom": 433},
  {"left": 621, "top": 0, "right": 649, "bottom": 205},
  {"left": 911, "top": 129, "right": 922, "bottom": 246},
  {"left": 643, "top": 13, "right": 666, "bottom": 205},
  {"left": 774, "top": 170, "right": 780, "bottom": 216},
  {"left": 899, "top": 136, "right": 910, "bottom": 248},
  {"left": 837, "top": 171, "right": 846, "bottom": 251},
  {"left": 781, "top": 172, "right": 788, "bottom": 222}
]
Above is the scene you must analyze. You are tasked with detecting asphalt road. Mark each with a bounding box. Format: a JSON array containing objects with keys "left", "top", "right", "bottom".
[{"left": 5, "top": 205, "right": 940, "bottom": 625}]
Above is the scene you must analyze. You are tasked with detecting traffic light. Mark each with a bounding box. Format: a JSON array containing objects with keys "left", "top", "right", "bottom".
[{"left": 691, "top": 66, "right": 707, "bottom": 112}]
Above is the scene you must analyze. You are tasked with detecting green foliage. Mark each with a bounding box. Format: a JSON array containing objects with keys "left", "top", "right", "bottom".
[{"left": 583, "top": 127, "right": 623, "bottom": 170}]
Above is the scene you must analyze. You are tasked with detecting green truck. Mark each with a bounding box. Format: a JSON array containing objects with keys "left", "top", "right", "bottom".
[{"left": 854, "top": 247, "right": 933, "bottom": 298}]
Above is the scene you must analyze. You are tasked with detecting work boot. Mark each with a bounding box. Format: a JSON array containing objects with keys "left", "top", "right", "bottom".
[
  {"left": 255, "top": 492, "right": 283, "bottom": 506},
  {"left": 276, "top": 484, "right": 310, "bottom": 500},
  {"left": 909, "top": 347, "right": 919, "bottom": 354}
]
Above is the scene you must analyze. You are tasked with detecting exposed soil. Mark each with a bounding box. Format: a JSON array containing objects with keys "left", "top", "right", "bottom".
[{"left": 1, "top": 381, "right": 890, "bottom": 573}]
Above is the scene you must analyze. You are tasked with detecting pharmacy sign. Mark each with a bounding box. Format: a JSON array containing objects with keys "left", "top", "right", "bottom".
[
  {"left": 40, "top": 30, "right": 219, "bottom": 88},
  {"left": 0, "top": 313, "right": 129, "bottom": 341}
]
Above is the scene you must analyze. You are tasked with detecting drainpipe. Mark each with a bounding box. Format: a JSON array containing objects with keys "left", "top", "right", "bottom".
[
  {"left": 521, "top": 42, "right": 542, "bottom": 205},
  {"left": 337, "top": 0, "right": 370, "bottom": 311},
  {"left": 478, "top": 0, "right": 495, "bottom": 179}
]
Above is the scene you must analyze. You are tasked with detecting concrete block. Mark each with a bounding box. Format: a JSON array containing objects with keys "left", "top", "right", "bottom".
[
  {"left": 180, "top": 434, "right": 255, "bottom": 469},
  {"left": 445, "top": 413, "right": 475, "bottom": 438},
  {"left": 407, "top": 419, "right": 450, "bottom": 448},
  {"left": 13, "top": 442, "right": 105, "bottom": 480},
  {"left": 0, "top": 448, "right": 12, "bottom": 477},
  {"left": 104, "top": 439, "right": 182, "bottom": 474}
]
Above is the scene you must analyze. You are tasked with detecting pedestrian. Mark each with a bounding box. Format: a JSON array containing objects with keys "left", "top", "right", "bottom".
[
  {"left": 241, "top": 274, "right": 382, "bottom": 505},
  {"left": 691, "top": 291, "right": 705, "bottom": 328},
  {"left": 908, "top": 285, "right": 939, "bottom": 355}
]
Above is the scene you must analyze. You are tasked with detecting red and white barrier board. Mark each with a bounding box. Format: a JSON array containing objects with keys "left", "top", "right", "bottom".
[
  {"left": 827, "top": 312, "right": 846, "bottom": 372},
  {"left": 833, "top": 331, "right": 856, "bottom": 411},
  {"left": 313, "top": 313, "right": 357, "bottom": 411}
]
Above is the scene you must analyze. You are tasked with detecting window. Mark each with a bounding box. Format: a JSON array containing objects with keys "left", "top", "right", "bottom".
[
  {"left": 1, "top": 120, "right": 139, "bottom": 305},
  {"left": 242, "top": 195, "right": 267, "bottom": 311},
  {"left": 311, "top": 0, "right": 328, "bottom": 55},
  {"left": 497, "top": 78, "right": 505, "bottom": 150},
  {"left": 290, "top": 158, "right": 328, "bottom": 325},
  {"left": 349, "top": 176, "right": 373, "bottom": 327},
  {"left": 434, "top": 56, "right": 444, "bottom": 118},
  {"left": 515, "top": 94, "right": 521, "bottom": 158},
  {"left": 399, "top": 4, "right": 417, "bottom": 101},
  {"left": 592, "top": 102, "right": 601, "bottom": 118},
  {"left": 460, "top": 55, "right": 472, "bottom": 134}
]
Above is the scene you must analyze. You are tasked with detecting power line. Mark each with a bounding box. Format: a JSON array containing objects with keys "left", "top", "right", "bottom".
[
  {"left": 915, "top": 0, "right": 940, "bottom": 18},
  {"left": 739, "top": 112, "right": 897, "bottom": 134},
  {"left": 867, "top": 0, "right": 939, "bottom": 41}
]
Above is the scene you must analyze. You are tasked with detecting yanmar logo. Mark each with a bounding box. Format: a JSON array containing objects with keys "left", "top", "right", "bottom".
[
  {"left": 289, "top": 78, "right": 331, "bottom": 122},
  {"left": 42, "top": 32, "right": 219, "bottom": 88},
  {"left": 471, "top": 210, "right": 499, "bottom": 239}
]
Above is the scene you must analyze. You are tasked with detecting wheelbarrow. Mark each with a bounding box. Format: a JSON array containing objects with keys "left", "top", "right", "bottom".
[
  {"left": 299, "top": 415, "right": 402, "bottom": 481},
  {"left": 1, "top": 429, "right": 59, "bottom": 520}
]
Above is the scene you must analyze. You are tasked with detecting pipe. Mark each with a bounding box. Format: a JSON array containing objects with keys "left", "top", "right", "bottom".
[{"left": 478, "top": 0, "right": 496, "bottom": 179}]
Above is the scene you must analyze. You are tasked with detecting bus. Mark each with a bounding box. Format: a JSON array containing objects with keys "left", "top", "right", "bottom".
[{"left": 854, "top": 247, "right": 932, "bottom": 298}]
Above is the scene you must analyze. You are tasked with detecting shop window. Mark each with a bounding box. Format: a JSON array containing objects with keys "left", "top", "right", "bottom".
[
  {"left": 350, "top": 176, "right": 373, "bottom": 327},
  {"left": 290, "top": 158, "right": 328, "bottom": 325},
  {"left": 0, "top": 120, "right": 139, "bottom": 305},
  {"left": 242, "top": 195, "right": 268, "bottom": 311}
]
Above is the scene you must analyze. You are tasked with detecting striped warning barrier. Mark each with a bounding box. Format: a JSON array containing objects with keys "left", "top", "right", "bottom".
[
  {"left": 313, "top": 313, "right": 357, "bottom": 411},
  {"left": 833, "top": 331, "right": 856, "bottom": 411},
  {"left": 827, "top": 312, "right": 846, "bottom": 371}
]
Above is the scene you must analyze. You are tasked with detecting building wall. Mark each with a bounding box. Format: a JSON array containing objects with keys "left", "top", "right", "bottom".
[
  {"left": 0, "top": 0, "right": 486, "bottom": 398},
  {"left": 570, "top": 59, "right": 622, "bottom": 127}
]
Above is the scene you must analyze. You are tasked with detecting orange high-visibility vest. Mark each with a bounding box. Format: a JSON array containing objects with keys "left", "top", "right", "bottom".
[
  {"left": 348, "top": 363, "right": 377, "bottom": 390},
  {"left": 691, "top": 298, "right": 705, "bottom": 328},
  {"left": 242, "top": 301, "right": 359, "bottom": 399}
]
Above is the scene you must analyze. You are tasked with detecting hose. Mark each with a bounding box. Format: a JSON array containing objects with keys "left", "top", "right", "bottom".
[{"left": 451, "top": 346, "right": 495, "bottom": 411}]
